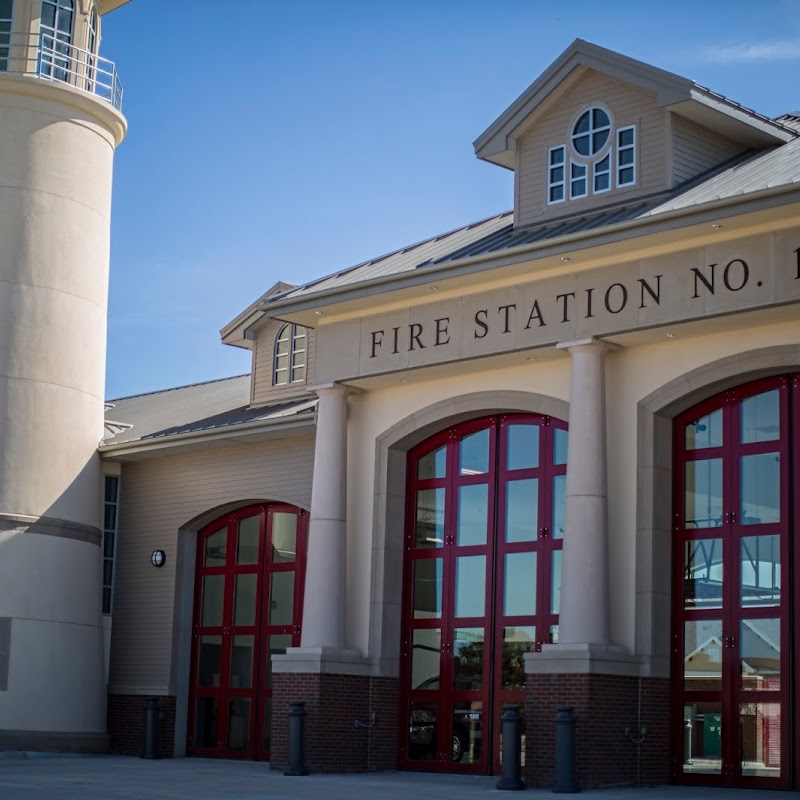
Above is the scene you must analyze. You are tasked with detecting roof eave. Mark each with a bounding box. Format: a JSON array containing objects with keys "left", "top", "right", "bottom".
[
  {"left": 260, "top": 183, "right": 800, "bottom": 318},
  {"left": 99, "top": 412, "right": 317, "bottom": 461}
]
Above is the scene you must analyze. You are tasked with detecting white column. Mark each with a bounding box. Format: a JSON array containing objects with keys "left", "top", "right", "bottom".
[
  {"left": 557, "top": 339, "right": 610, "bottom": 646},
  {"left": 300, "top": 384, "right": 349, "bottom": 650}
]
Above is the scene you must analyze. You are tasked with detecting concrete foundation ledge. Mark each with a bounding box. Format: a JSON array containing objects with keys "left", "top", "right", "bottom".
[
  {"left": 0, "top": 729, "right": 109, "bottom": 754},
  {"left": 524, "top": 643, "right": 644, "bottom": 676},
  {"left": 272, "top": 647, "right": 378, "bottom": 676}
]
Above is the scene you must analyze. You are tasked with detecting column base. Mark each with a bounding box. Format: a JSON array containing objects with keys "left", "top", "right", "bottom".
[
  {"left": 271, "top": 650, "right": 398, "bottom": 772},
  {"left": 524, "top": 647, "right": 669, "bottom": 789}
]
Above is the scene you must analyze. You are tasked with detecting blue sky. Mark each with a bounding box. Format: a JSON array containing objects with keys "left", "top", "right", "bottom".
[{"left": 102, "top": 0, "right": 797, "bottom": 398}]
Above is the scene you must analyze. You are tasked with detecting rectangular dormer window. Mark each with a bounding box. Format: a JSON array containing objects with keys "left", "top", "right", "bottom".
[
  {"left": 593, "top": 153, "right": 611, "bottom": 193},
  {"left": 616, "top": 126, "right": 636, "bottom": 187},
  {"left": 547, "top": 146, "right": 565, "bottom": 204},
  {"left": 570, "top": 161, "right": 587, "bottom": 199}
]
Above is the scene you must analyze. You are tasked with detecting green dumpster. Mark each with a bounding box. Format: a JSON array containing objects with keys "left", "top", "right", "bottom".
[{"left": 703, "top": 713, "right": 722, "bottom": 758}]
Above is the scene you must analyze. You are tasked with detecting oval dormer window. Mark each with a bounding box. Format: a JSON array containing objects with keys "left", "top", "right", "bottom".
[{"left": 571, "top": 107, "right": 611, "bottom": 157}]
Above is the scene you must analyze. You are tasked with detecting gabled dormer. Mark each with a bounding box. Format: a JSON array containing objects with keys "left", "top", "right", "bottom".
[
  {"left": 221, "top": 281, "right": 316, "bottom": 407},
  {"left": 475, "top": 39, "right": 795, "bottom": 228}
]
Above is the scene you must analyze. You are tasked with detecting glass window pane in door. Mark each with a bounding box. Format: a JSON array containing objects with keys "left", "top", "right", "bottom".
[
  {"left": 415, "top": 489, "right": 444, "bottom": 548},
  {"left": 551, "top": 550, "right": 562, "bottom": 614},
  {"left": 194, "top": 697, "right": 218, "bottom": 749},
  {"left": 417, "top": 445, "right": 446, "bottom": 480},
  {"left": 265, "top": 633, "right": 292, "bottom": 688},
  {"left": 271, "top": 513, "right": 297, "bottom": 563},
  {"left": 682, "top": 702, "right": 722, "bottom": 774},
  {"left": 502, "top": 626, "right": 536, "bottom": 689},
  {"left": 684, "top": 620, "right": 722, "bottom": 691},
  {"left": 740, "top": 453, "right": 780, "bottom": 525},
  {"left": 741, "top": 535, "right": 781, "bottom": 607},
  {"left": 230, "top": 635, "right": 254, "bottom": 689},
  {"left": 504, "top": 552, "right": 536, "bottom": 616},
  {"left": 269, "top": 572, "right": 294, "bottom": 626},
  {"left": 685, "top": 409, "right": 723, "bottom": 450},
  {"left": 740, "top": 390, "right": 780, "bottom": 443},
  {"left": 454, "top": 556, "right": 485, "bottom": 618},
  {"left": 740, "top": 619, "right": 780, "bottom": 691},
  {"left": 201, "top": 575, "right": 224, "bottom": 627},
  {"left": 506, "top": 424, "right": 539, "bottom": 470},
  {"left": 740, "top": 703, "right": 781, "bottom": 777},
  {"left": 684, "top": 459, "right": 722, "bottom": 528},
  {"left": 452, "top": 700, "right": 482, "bottom": 765},
  {"left": 553, "top": 429, "right": 568, "bottom": 465},
  {"left": 683, "top": 539, "right": 723, "bottom": 609},
  {"left": 459, "top": 429, "right": 489, "bottom": 475},
  {"left": 505, "top": 479, "right": 538, "bottom": 542},
  {"left": 204, "top": 528, "right": 227, "bottom": 567},
  {"left": 457, "top": 484, "right": 488, "bottom": 546},
  {"left": 552, "top": 475, "right": 565, "bottom": 538},
  {"left": 411, "top": 629, "right": 441, "bottom": 689},
  {"left": 236, "top": 515, "right": 260, "bottom": 565},
  {"left": 234, "top": 573, "right": 257, "bottom": 626},
  {"left": 408, "top": 701, "right": 438, "bottom": 761},
  {"left": 453, "top": 628, "right": 483, "bottom": 690},
  {"left": 227, "top": 697, "right": 251, "bottom": 752},
  {"left": 197, "top": 635, "right": 222, "bottom": 687},
  {"left": 412, "top": 559, "right": 442, "bottom": 619}
]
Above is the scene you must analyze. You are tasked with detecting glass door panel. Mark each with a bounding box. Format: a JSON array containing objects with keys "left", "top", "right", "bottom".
[
  {"left": 190, "top": 504, "right": 306, "bottom": 761},
  {"left": 673, "top": 376, "right": 790, "bottom": 788},
  {"left": 401, "top": 414, "right": 566, "bottom": 775}
]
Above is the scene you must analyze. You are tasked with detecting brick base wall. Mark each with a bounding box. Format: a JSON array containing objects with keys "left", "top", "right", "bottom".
[
  {"left": 107, "top": 694, "right": 177, "bottom": 758},
  {"left": 525, "top": 674, "right": 669, "bottom": 789},
  {"left": 270, "top": 673, "right": 398, "bottom": 772}
]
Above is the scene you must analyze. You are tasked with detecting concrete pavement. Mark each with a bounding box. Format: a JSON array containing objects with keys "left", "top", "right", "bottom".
[{"left": 0, "top": 755, "right": 787, "bottom": 799}]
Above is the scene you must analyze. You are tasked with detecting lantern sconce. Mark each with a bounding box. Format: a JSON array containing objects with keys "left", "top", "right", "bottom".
[{"left": 151, "top": 549, "right": 166, "bottom": 568}]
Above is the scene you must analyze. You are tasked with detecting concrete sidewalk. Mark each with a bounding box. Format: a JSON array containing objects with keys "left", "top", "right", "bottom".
[{"left": 0, "top": 755, "right": 784, "bottom": 800}]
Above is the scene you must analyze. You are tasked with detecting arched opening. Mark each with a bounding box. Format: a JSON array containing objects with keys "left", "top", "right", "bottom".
[
  {"left": 672, "top": 374, "right": 797, "bottom": 788},
  {"left": 187, "top": 502, "right": 307, "bottom": 760},
  {"left": 399, "top": 412, "right": 567, "bottom": 774}
]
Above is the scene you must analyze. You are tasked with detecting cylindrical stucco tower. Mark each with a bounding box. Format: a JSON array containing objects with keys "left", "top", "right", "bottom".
[{"left": 0, "top": 0, "right": 128, "bottom": 751}]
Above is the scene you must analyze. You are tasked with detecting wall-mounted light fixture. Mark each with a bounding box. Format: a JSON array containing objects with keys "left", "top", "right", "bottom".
[{"left": 151, "top": 549, "right": 166, "bottom": 568}]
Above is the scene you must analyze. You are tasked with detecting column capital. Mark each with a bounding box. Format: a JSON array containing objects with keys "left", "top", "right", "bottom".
[
  {"left": 555, "top": 337, "right": 621, "bottom": 355},
  {"left": 311, "top": 382, "right": 359, "bottom": 399}
]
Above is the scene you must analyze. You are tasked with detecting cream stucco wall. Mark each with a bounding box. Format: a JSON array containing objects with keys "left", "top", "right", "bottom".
[
  {"left": 0, "top": 72, "right": 124, "bottom": 739},
  {"left": 342, "top": 313, "right": 800, "bottom": 676}
]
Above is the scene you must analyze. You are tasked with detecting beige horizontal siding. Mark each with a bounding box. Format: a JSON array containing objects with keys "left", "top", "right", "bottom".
[
  {"left": 516, "top": 69, "right": 668, "bottom": 227},
  {"left": 671, "top": 114, "right": 745, "bottom": 187},
  {"left": 252, "top": 319, "right": 316, "bottom": 406},
  {"left": 107, "top": 432, "right": 315, "bottom": 693}
]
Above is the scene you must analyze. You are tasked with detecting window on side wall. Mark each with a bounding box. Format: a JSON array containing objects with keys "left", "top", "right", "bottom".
[
  {"left": 0, "top": 0, "right": 12, "bottom": 72},
  {"left": 102, "top": 475, "right": 120, "bottom": 615},
  {"left": 273, "top": 323, "right": 307, "bottom": 386}
]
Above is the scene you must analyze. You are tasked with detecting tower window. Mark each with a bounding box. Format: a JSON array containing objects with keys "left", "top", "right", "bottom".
[
  {"left": 0, "top": 0, "right": 12, "bottom": 72},
  {"left": 40, "top": 0, "right": 75, "bottom": 83},
  {"left": 274, "top": 324, "right": 307, "bottom": 386}
]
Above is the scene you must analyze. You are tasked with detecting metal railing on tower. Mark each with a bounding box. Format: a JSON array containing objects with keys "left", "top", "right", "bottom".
[{"left": 0, "top": 31, "right": 123, "bottom": 111}]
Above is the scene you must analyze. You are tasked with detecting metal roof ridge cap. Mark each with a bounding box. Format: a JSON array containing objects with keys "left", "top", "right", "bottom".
[
  {"left": 99, "top": 412, "right": 318, "bottom": 452},
  {"left": 260, "top": 183, "right": 800, "bottom": 315}
]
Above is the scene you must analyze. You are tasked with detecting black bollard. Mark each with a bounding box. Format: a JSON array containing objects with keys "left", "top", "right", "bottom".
[
  {"left": 553, "top": 706, "right": 579, "bottom": 793},
  {"left": 496, "top": 703, "right": 525, "bottom": 790},
  {"left": 284, "top": 701, "right": 309, "bottom": 776},
  {"left": 141, "top": 697, "right": 159, "bottom": 760}
]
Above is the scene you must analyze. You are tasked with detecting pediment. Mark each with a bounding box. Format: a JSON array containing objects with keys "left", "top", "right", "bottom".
[{"left": 475, "top": 39, "right": 793, "bottom": 170}]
